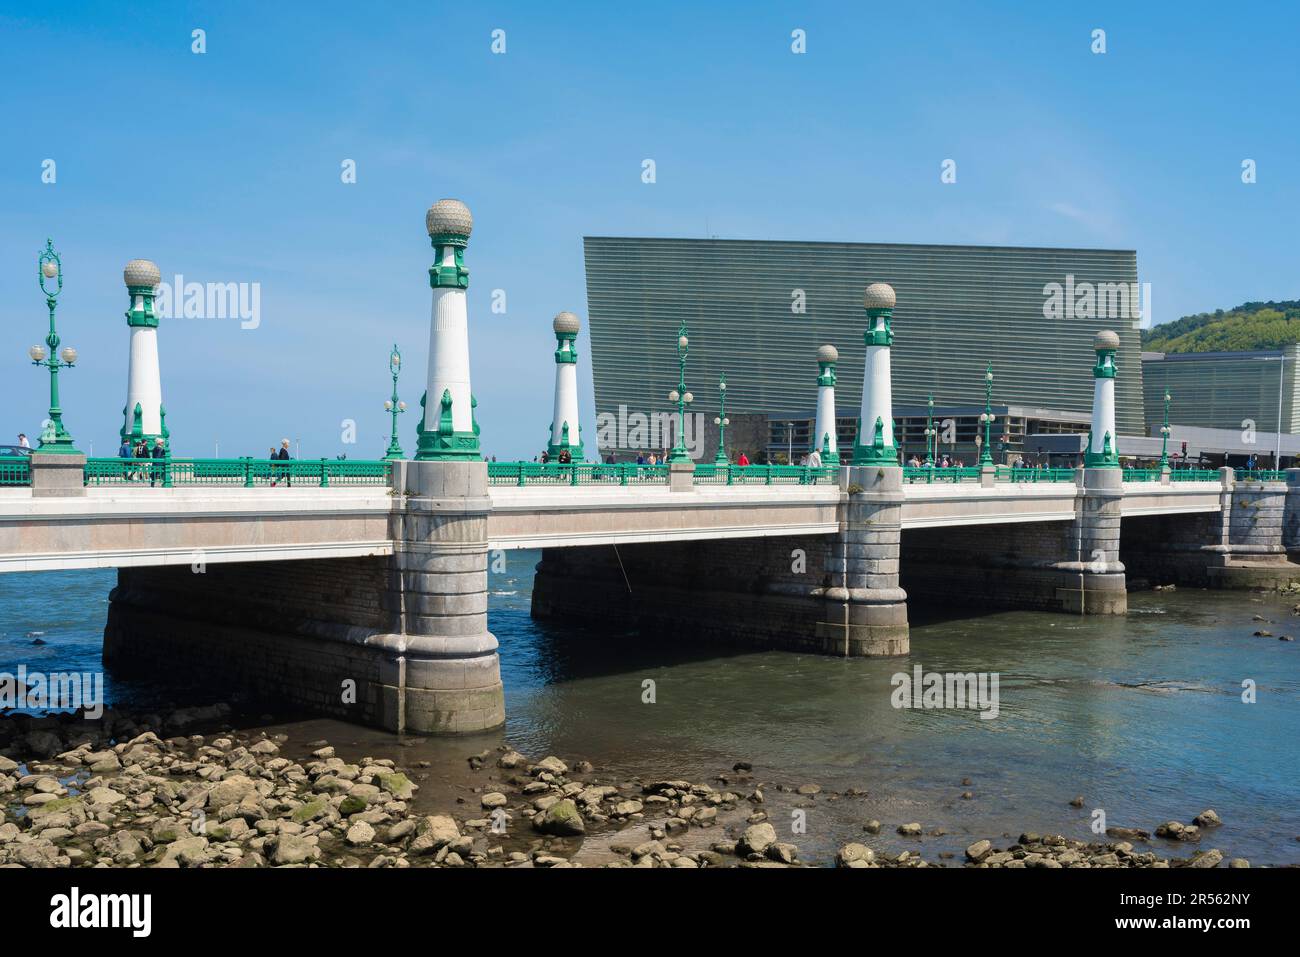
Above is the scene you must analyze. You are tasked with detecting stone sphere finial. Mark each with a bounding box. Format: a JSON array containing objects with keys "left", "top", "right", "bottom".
[
  {"left": 123, "top": 259, "right": 161, "bottom": 289},
  {"left": 1094, "top": 329, "right": 1121, "bottom": 351},
  {"left": 863, "top": 282, "right": 896, "bottom": 311},
  {"left": 818, "top": 344, "right": 839, "bottom": 363},
  {"left": 425, "top": 198, "right": 473, "bottom": 239},
  {"left": 553, "top": 311, "right": 581, "bottom": 335}
]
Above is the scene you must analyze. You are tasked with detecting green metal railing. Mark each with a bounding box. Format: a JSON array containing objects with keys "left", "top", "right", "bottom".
[
  {"left": 1169, "top": 469, "right": 1221, "bottom": 482},
  {"left": 0, "top": 458, "right": 31, "bottom": 486},
  {"left": 1234, "top": 469, "right": 1286, "bottom": 482},
  {"left": 487, "top": 462, "right": 670, "bottom": 486},
  {"left": 995, "top": 466, "right": 1077, "bottom": 483},
  {"left": 903, "top": 466, "right": 982, "bottom": 483},
  {"left": 83, "top": 457, "right": 391, "bottom": 488},
  {"left": 1122, "top": 468, "right": 1162, "bottom": 482},
  {"left": 694, "top": 463, "right": 838, "bottom": 485}
]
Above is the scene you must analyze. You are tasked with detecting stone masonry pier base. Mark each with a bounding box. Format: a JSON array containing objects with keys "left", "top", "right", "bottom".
[{"left": 103, "top": 461, "right": 504, "bottom": 735}]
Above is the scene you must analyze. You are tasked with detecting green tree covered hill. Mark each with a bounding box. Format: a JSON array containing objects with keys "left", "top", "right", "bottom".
[{"left": 1142, "top": 300, "right": 1300, "bottom": 353}]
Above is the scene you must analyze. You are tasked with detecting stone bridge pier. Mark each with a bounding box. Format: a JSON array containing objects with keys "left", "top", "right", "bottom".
[
  {"left": 898, "top": 468, "right": 1127, "bottom": 616},
  {"left": 104, "top": 461, "right": 504, "bottom": 735},
  {"left": 1122, "top": 469, "right": 1300, "bottom": 589}
]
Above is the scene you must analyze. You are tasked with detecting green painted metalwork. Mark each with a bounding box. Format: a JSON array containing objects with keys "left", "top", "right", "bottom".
[
  {"left": 903, "top": 466, "right": 981, "bottom": 483},
  {"left": 486, "top": 462, "right": 669, "bottom": 487},
  {"left": 714, "top": 373, "right": 730, "bottom": 464},
  {"left": 1234, "top": 469, "right": 1286, "bottom": 482},
  {"left": 1158, "top": 388, "right": 1171, "bottom": 470},
  {"left": 1169, "top": 469, "right": 1221, "bottom": 482},
  {"left": 0, "top": 458, "right": 31, "bottom": 486},
  {"left": 978, "top": 362, "right": 995, "bottom": 467},
  {"left": 30, "top": 239, "right": 80, "bottom": 454},
  {"left": 994, "top": 466, "right": 1077, "bottom": 483},
  {"left": 415, "top": 389, "right": 482, "bottom": 461},
  {"left": 383, "top": 344, "right": 406, "bottom": 460},
  {"left": 82, "top": 458, "right": 391, "bottom": 487},
  {"left": 1122, "top": 468, "right": 1162, "bottom": 482},
  {"left": 667, "top": 319, "right": 693, "bottom": 463}
]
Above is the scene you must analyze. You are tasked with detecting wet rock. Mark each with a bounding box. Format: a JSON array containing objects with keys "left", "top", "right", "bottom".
[
  {"left": 1189, "top": 848, "right": 1223, "bottom": 868},
  {"left": 836, "top": 843, "right": 875, "bottom": 867},
  {"left": 966, "top": 839, "right": 992, "bottom": 863},
  {"left": 739, "top": 822, "right": 777, "bottom": 856},
  {"left": 897, "top": 822, "right": 922, "bottom": 837},
  {"left": 1193, "top": 809, "right": 1221, "bottom": 827},
  {"left": 863, "top": 819, "right": 882, "bottom": 835},
  {"left": 1069, "top": 796, "right": 1084, "bottom": 807},
  {"left": 534, "top": 799, "right": 585, "bottom": 836},
  {"left": 481, "top": 792, "right": 508, "bottom": 809},
  {"left": 269, "top": 833, "right": 319, "bottom": 866},
  {"left": 346, "top": 821, "right": 376, "bottom": 845},
  {"left": 532, "top": 756, "right": 568, "bottom": 777}
]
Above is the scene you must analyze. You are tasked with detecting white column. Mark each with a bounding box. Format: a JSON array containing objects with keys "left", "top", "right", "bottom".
[
  {"left": 121, "top": 260, "right": 165, "bottom": 444},
  {"left": 551, "top": 363, "right": 580, "bottom": 446},
  {"left": 126, "top": 321, "right": 163, "bottom": 435},
  {"left": 426, "top": 245, "right": 473, "bottom": 435},
  {"left": 814, "top": 344, "right": 838, "bottom": 457},
  {"left": 861, "top": 342, "right": 895, "bottom": 448},
  {"left": 1089, "top": 329, "right": 1120, "bottom": 464}
]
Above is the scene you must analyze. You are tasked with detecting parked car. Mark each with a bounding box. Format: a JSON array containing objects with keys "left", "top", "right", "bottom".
[{"left": 0, "top": 445, "right": 33, "bottom": 458}]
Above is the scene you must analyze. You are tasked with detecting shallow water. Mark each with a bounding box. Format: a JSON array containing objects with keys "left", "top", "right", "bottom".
[{"left": 2, "top": 557, "right": 1297, "bottom": 864}]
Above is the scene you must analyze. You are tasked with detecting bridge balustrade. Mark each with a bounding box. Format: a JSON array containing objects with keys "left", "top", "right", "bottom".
[
  {"left": 0, "top": 458, "right": 31, "bottom": 487},
  {"left": 80, "top": 457, "right": 391, "bottom": 488}
]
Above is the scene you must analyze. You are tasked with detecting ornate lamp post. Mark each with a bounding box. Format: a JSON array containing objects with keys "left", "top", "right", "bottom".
[
  {"left": 383, "top": 344, "right": 407, "bottom": 459},
  {"left": 977, "top": 362, "right": 994, "bottom": 467},
  {"left": 667, "top": 319, "right": 693, "bottom": 463},
  {"left": 1158, "top": 389, "right": 1171, "bottom": 470},
  {"left": 923, "top": 394, "right": 936, "bottom": 467},
  {"left": 29, "top": 239, "right": 80, "bottom": 453},
  {"left": 713, "top": 373, "right": 729, "bottom": 464}
]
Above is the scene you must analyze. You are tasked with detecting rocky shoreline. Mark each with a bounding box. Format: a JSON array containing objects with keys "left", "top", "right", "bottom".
[{"left": 0, "top": 706, "right": 1276, "bottom": 869}]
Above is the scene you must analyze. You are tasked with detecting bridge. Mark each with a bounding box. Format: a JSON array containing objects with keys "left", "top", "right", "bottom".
[{"left": 8, "top": 204, "right": 1300, "bottom": 735}]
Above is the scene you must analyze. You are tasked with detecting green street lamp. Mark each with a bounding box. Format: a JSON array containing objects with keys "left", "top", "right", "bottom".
[
  {"left": 713, "top": 373, "right": 729, "bottom": 464},
  {"left": 923, "top": 393, "right": 936, "bottom": 468},
  {"left": 383, "top": 343, "right": 407, "bottom": 459},
  {"left": 977, "top": 362, "right": 994, "bottom": 467},
  {"left": 29, "top": 239, "right": 80, "bottom": 454},
  {"left": 667, "top": 319, "right": 693, "bottom": 463},
  {"left": 1158, "top": 390, "right": 1171, "bottom": 470}
]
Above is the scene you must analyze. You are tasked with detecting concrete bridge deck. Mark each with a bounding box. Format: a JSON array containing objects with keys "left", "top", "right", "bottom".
[{"left": 0, "top": 473, "right": 1233, "bottom": 572}]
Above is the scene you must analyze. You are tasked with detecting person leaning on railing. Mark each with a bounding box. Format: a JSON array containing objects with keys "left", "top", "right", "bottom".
[{"left": 149, "top": 437, "right": 167, "bottom": 487}]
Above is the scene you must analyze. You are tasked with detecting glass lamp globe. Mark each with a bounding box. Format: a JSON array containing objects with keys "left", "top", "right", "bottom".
[
  {"left": 384, "top": 400, "right": 394, "bottom": 411},
  {"left": 41, "top": 261, "right": 58, "bottom": 279},
  {"left": 986, "top": 371, "right": 994, "bottom": 382},
  {"left": 398, "top": 401, "right": 407, "bottom": 411},
  {"left": 714, "top": 417, "right": 721, "bottom": 425},
  {"left": 60, "top": 347, "right": 77, "bottom": 364},
  {"left": 678, "top": 335, "right": 689, "bottom": 350},
  {"left": 29, "top": 344, "right": 47, "bottom": 362},
  {"left": 683, "top": 392, "right": 693, "bottom": 404},
  {"left": 668, "top": 390, "right": 679, "bottom": 403},
  {"left": 723, "top": 417, "right": 729, "bottom": 426},
  {"left": 719, "top": 381, "right": 726, "bottom": 391}
]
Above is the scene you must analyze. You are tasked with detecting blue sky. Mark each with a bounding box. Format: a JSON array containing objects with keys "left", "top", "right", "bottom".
[{"left": 1, "top": 1, "right": 1296, "bottom": 459}]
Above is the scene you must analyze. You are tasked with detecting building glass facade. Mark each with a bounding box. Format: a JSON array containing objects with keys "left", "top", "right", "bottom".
[{"left": 583, "top": 237, "right": 1145, "bottom": 455}]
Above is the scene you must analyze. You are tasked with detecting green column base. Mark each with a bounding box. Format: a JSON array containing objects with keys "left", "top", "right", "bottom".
[{"left": 414, "top": 430, "right": 481, "bottom": 461}]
